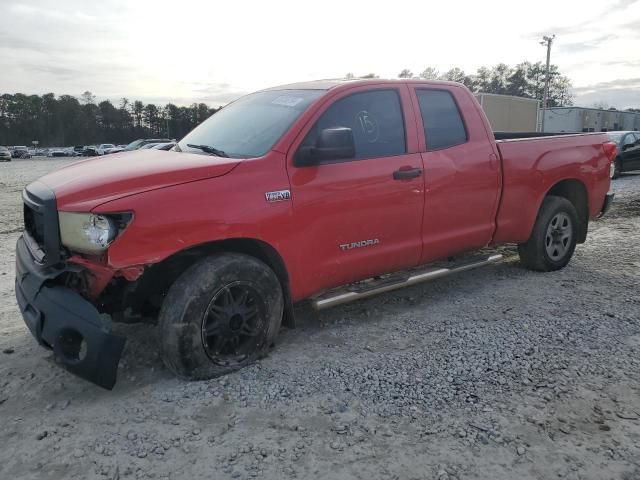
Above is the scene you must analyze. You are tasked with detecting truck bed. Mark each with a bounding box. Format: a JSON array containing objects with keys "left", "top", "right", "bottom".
[{"left": 492, "top": 131, "right": 611, "bottom": 245}]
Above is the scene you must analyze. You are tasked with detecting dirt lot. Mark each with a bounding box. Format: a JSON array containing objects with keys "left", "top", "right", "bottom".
[{"left": 1, "top": 158, "right": 639, "bottom": 480}]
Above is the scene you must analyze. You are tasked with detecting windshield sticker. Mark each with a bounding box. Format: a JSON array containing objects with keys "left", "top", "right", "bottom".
[{"left": 272, "top": 96, "right": 304, "bottom": 107}]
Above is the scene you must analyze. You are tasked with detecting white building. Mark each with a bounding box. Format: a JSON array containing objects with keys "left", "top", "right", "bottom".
[{"left": 540, "top": 107, "right": 640, "bottom": 133}]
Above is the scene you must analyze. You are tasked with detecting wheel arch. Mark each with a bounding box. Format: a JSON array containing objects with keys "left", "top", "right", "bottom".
[
  {"left": 544, "top": 179, "right": 589, "bottom": 243},
  {"left": 107, "top": 237, "right": 295, "bottom": 328}
]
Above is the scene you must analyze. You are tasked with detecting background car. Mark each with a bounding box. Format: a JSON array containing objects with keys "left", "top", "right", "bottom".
[
  {"left": 151, "top": 142, "right": 176, "bottom": 151},
  {"left": 47, "top": 148, "right": 68, "bottom": 157},
  {"left": 10, "top": 146, "right": 31, "bottom": 159},
  {"left": 0, "top": 146, "right": 11, "bottom": 162},
  {"left": 95, "top": 143, "right": 116, "bottom": 155},
  {"left": 104, "top": 146, "right": 125, "bottom": 154},
  {"left": 608, "top": 131, "right": 640, "bottom": 178},
  {"left": 82, "top": 145, "right": 100, "bottom": 156},
  {"left": 123, "top": 138, "right": 172, "bottom": 151},
  {"left": 64, "top": 147, "right": 80, "bottom": 157}
]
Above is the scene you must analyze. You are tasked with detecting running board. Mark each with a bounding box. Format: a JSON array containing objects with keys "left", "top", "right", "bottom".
[{"left": 311, "top": 254, "right": 503, "bottom": 311}]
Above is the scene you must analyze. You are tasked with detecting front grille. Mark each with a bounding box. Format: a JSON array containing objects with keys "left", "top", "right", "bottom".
[{"left": 22, "top": 182, "right": 61, "bottom": 266}]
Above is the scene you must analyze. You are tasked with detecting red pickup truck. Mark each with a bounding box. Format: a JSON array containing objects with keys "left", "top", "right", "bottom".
[{"left": 15, "top": 79, "right": 616, "bottom": 389}]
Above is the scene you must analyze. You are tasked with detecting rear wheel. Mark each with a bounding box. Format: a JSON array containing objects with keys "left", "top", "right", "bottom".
[
  {"left": 518, "top": 195, "right": 578, "bottom": 272},
  {"left": 159, "top": 253, "right": 283, "bottom": 380}
]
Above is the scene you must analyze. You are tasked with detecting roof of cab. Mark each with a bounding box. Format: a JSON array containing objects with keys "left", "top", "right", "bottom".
[{"left": 263, "top": 78, "right": 464, "bottom": 92}]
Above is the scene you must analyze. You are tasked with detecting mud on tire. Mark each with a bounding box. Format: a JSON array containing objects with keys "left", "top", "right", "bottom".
[{"left": 159, "top": 253, "right": 283, "bottom": 380}]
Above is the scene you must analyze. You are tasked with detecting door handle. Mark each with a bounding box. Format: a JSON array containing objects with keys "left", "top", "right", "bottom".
[{"left": 393, "top": 168, "right": 422, "bottom": 180}]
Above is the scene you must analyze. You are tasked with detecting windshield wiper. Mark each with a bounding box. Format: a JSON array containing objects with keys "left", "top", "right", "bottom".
[{"left": 186, "top": 144, "right": 229, "bottom": 157}]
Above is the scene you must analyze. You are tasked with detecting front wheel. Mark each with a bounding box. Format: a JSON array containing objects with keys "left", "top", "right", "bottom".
[
  {"left": 159, "top": 253, "right": 283, "bottom": 380},
  {"left": 518, "top": 195, "right": 578, "bottom": 272}
]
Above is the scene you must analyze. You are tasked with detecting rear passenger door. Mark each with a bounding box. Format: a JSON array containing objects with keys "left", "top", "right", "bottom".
[{"left": 410, "top": 87, "right": 502, "bottom": 263}]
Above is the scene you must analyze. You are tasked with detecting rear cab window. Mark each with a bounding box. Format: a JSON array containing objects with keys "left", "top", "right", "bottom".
[
  {"left": 415, "top": 89, "right": 468, "bottom": 151},
  {"left": 296, "top": 89, "right": 406, "bottom": 163}
]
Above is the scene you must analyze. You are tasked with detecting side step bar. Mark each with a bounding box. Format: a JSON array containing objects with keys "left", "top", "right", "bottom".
[{"left": 311, "top": 254, "right": 503, "bottom": 311}]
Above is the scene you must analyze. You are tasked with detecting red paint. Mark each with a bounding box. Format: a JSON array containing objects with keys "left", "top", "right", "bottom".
[
  {"left": 602, "top": 142, "right": 618, "bottom": 163},
  {"left": 492, "top": 136, "right": 611, "bottom": 244},
  {"left": 42, "top": 149, "right": 240, "bottom": 211},
  {"left": 284, "top": 84, "right": 425, "bottom": 294},
  {"left": 408, "top": 83, "right": 503, "bottom": 263},
  {"left": 37, "top": 80, "right": 612, "bottom": 303},
  {"left": 119, "top": 266, "right": 145, "bottom": 281}
]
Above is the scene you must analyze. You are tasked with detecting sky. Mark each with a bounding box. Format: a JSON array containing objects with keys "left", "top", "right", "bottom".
[{"left": 1, "top": 0, "right": 639, "bottom": 109}]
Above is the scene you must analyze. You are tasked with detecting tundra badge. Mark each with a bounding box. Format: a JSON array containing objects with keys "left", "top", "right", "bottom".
[
  {"left": 265, "top": 190, "right": 291, "bottom": 202},
  {"left": 339, "top": 239, "right": 380, "bottom": 251}
]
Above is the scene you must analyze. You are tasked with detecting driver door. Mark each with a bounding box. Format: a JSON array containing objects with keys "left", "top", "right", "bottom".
[{"left": 285, "top": 86, "right": 425, "bottom": 298}]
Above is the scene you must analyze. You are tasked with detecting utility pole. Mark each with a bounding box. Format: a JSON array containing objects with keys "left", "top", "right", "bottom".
[{"left": 540, "top": 34, "right": 555, "bottom": 132}]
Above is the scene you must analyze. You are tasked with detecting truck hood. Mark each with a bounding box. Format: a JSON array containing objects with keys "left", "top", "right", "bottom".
[{"left": 38, "top": 150, "right": 241, "bottom": 211}]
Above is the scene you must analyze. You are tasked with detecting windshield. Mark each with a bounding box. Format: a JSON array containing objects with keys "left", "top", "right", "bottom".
[
  {"left": 607, "top": 133, "right": 623, "bottom": 143},
  {"left": 177, "top": 89, "right": 324, "bottom": 158}
]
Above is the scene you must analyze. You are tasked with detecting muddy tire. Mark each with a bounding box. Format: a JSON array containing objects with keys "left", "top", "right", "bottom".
[
  {"left": 518, "top": 195, "right": 578, "bottom": 272},
  {"left": 159, "top": 253, "right": 283, "bottom": 380}
]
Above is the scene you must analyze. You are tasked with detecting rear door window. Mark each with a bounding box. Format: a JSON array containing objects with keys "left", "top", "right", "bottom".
[{"left": 416, "top": 89, "right": 468, "bottom": 151}]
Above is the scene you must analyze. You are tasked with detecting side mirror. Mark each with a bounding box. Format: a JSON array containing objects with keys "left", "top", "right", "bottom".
[
  {"left": 295, "top": 127, "right": 355, "bottom": 166},
  {"left": 622, "top": 143, "right": 632, "bottom": 151}
]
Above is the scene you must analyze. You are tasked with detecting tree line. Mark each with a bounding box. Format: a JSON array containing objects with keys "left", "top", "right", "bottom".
[
  {"left": 347, "top": 62, "right": 575, "bottom": 108},
  {"left": 2, "top": 61, "right": 634, "bottom": 147},
  {"left": 0, "top": 91, "right": 219, "bottom": 147}
]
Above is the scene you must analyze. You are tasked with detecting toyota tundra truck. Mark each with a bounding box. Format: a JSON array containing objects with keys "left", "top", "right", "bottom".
[{"left": 15, "top": 79, "right": 617, "bottom": 389}]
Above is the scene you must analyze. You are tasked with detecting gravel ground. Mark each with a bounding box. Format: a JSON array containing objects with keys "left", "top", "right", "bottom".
[{"left": 1, "top": 158, "right": 639, "bottom": 480}]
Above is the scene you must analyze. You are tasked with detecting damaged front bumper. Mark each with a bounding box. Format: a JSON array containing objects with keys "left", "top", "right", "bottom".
[{"left": 15, "top": 234, "right": 125, "bottom": 389}]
